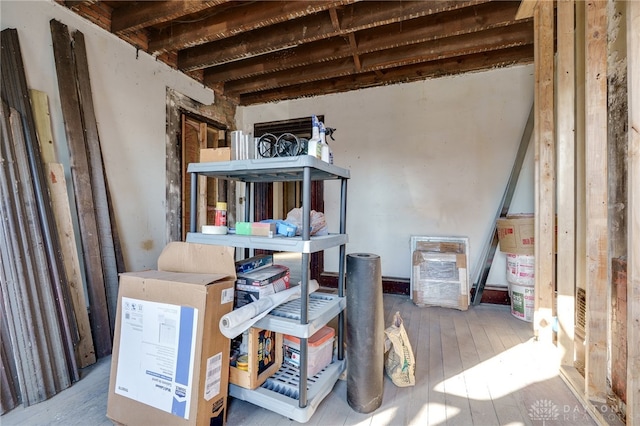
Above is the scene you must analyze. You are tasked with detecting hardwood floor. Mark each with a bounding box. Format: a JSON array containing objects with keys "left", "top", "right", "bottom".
[{"left": 1, "top": 294, "right": 596, "bottom": 426}]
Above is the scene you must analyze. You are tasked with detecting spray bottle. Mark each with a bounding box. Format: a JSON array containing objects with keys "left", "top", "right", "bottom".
[
  {"left": 320, "top": 122, "right": 330, "bottom": 163},
  {"left": 307, "top": 115, "right": 322, "bottom": 158}
]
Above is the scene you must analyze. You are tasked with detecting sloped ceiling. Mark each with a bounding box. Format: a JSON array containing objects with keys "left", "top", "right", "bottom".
[{"left": 60, "top": 0, "right": 533, "bottom": 106}]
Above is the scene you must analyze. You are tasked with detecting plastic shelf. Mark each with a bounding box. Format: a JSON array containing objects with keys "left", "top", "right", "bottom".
[
  {"left": 188, "top": 156, "right": 350, "bottom": 182},
  {"left": 229, "top": 359, "right": 346, "bottom": 423},
  {"left": 185, "top": 232, "right": 347, "bottom": 253},
  {"left": 188, "top": 156, "right": 349, "bottom": 420},
  {"left": 253, "top": 292, "right": 346, "bottom": 338}
]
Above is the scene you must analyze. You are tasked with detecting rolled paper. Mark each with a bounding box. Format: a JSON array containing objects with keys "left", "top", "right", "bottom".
[{"left": 219, "top": 279, "right": 319, "bottom": 338}]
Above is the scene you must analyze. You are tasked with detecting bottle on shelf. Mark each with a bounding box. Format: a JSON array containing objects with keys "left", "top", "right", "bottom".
[
  {"left": 307, "top": 115, "right": 322, "bottom": 159},
  {"left": 214, "top": 202, "right": 227, "bottom": 226},
  {"left": 319, "top": 122, "right": 331, "bottom": 163}
]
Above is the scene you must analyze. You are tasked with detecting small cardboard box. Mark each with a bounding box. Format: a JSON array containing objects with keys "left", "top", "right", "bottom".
[
  {"left": 200, "top": 147, "right": 231, "bottom": 163},
  {"left": 229, "top": 328, "right": 282, "bottom": 389},
  {"left": 107, "top": 242, "right": 236, "bottom": 426},
  {"left": 496, "top": 215, "right": 535, "bottom": 255}
]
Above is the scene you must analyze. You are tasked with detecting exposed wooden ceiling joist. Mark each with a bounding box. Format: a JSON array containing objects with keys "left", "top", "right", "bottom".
[
  {"left": 111, "top": 0, "right": 231, "bottom": 34},
  {"left": 60, "top": 0, "right": 534, "bottom": 106}
]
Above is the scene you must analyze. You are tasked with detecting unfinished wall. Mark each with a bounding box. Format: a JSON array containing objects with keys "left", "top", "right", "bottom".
[
  {"left": 237, "top": 65, "right": 535, "bottom": 284},
  {"left": 1, "top": 1, "right": 215, "bottom": 271}
]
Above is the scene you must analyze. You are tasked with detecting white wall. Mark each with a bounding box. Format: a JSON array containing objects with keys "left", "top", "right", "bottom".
[
  {"left": 237, "top": 65, "right": 535, "bottom": 286},
  {"left": 1, "top": 1, "right": 214, "bottom": 271},
  {"left": 1, "top": 0, "right": 534, "bottom": 286}
]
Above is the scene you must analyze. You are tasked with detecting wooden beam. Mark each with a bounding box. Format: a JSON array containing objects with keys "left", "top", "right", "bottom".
[
  {"left": 556, "top": 0, "right": 576, "bottom": 367},
  {"left": 328, "top": 7, "right": 341, "bottom": 31},
  {"left": 45, "top": 164, "right": 96, "bottom": 368},
  {"left": 584, "top": 0, "right": 608, "bottom": 402},
  {"left": 201, "top": 6, "right": 530, "bottom": 82},
  {"left": 348, "top": 33, "right": 362, "bottom": 72},
  {"left": 516, "top": 0, "right": 537, "bottom": 20},
  {"left": 178, "top": 0, "right": 499, "bottom": 71},
  {"left": 220, "top": 22, "right": 534, "bottom": 93},
  {"left": 31, "top": 89, "right": 96, "bottom": 368},
  {"left": 111, "top": 0, "right": 229, "bottom": 33},
  {"left": 238, "top": 44, "right": 534, "bottom": 105},
  {"left": 50, "top": 19, "right": 112, "bottom": 358},
  {"left": 72, "top": 30, "right": 119, "bottom": 336},
  {"left": 29, "top": 90, "right": 57, "bottom": 163},
  {"left": 148, "top": 0, "right": 355, "bottom": 54},
  {"left": 197, "top": 121, "right": 208, "bottom": 232},
  {"left": 532, "top": 0, "right": 555, "bottom": 343},
  {"left": 627, "top": 0, "right": 640, "bottom": 420},
  {"left": 574, "top": 0, "right": 587, "bottom": 346}
]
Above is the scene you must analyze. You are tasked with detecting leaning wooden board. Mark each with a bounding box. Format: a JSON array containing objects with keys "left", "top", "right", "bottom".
[
  {"left": 32, "top": 88, "right": 96, "bottom": 368},
  {"left": 50, "top": 19, "right": 111, "bottom": 358}
]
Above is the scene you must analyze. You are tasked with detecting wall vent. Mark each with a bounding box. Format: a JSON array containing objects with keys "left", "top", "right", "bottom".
[{"left": 575, "top": 287, "right": 587, "bottom": 337}]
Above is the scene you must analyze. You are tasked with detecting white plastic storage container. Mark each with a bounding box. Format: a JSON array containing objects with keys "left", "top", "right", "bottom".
[{"left": 283, "top": 326, "right": 335, "bottom": 377}]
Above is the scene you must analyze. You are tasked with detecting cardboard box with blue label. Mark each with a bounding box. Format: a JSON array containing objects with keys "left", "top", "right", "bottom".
[{"left": 107, "top": 242, "right": 236, "bottom": 426}]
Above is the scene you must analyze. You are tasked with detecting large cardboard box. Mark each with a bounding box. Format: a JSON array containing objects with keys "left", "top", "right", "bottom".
[{"left": 107, "top": 242, "right": 236, "bottom": 426}]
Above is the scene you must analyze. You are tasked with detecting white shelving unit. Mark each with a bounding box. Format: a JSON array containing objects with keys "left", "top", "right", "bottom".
[{"left": 186, "top": 156, "right": 349, "bottom": 423}]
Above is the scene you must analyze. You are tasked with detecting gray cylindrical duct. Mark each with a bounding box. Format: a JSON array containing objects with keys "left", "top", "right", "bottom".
[{"left": 346, "top": 253, "right": 384, "bottom": 413}]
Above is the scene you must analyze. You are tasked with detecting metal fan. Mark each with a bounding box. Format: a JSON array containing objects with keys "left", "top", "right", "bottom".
[
  {"left": 257, "top": 133, "right": 278, "bottom": 158},
  {"left": 276, "top": 133, "right": 302, "bottom": 157}
]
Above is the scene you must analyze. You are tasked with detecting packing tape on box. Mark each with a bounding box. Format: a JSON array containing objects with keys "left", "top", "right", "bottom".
[{"left": 219, "top": 280, "right": 319, "bottom": 339}]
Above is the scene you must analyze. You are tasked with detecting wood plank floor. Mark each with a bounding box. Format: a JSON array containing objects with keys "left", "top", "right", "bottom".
[{"left": 1, "top": 294, "right": 597, "bottom": 426}]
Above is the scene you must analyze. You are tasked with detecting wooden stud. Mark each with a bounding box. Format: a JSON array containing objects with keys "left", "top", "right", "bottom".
[
  {"left": 515, "top": 0, "right": 537, "bottom": 21},
  {"left": 627, "top": 0, "right": 640, "bottom": 420},
  {"left": 584, "top": 0, "right": 608, "bottom": 403},
  {"left": 29, "top": 90, "right": 57, "bottom": 163},
  {"left": 533, "top": 0, "right": 555, "bottom": 343},
  {"left": 556, "top": 0, "right": 576, "bottom": 367},
  {"left": 197, "top": 121, "right": 208, "bottom": 231},
  {"left": 45, "top": 163, "right": 97, "bottom": 368},
  {"left": 574, "top": 0, "right": 587, "bottom": 350}
]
